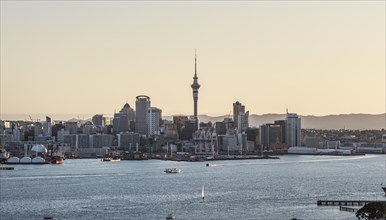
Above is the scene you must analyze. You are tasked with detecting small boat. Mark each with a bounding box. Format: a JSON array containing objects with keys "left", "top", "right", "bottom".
[
  {"left": 166, "top": 213, "right": 176, "bottom": 219},
  {"left": 164, "top": 168, "right": 181, "bottom": 174},
  {"left": 206, "top": 163, "right": 216, "bottom": 167},
  {"left": 43, "top": 213, "right": 53, "bottom": 219},
  {"left": 382, "top": 186, "right": 386, "bottom": 195}
]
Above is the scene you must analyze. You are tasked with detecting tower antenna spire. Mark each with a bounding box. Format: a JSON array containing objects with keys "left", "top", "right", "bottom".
[{"left": 195, "top": 48, "right": 197, "bottom": 77}]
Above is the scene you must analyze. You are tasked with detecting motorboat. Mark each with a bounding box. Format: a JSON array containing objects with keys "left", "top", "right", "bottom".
[
  {"left": 43, "top": 213, "right": 53, "bottom": 219},
  {"left": 102, "top": 157, "right": 121, "bottom": 162},
  {"left": 206, "top": 163, "right": 216, "bottom": 167},
  {"left": 166, "top": 213, "right": 175, "bottom": 219},
  {"left": 164, "top": 168, "right": 181, "bottom": 174}
]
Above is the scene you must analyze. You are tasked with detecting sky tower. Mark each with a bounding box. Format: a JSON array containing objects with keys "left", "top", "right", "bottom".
[{"left": 191, "top": 50, "right": 200, "bottom": 119}]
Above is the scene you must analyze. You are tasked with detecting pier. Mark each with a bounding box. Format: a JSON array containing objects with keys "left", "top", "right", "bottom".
[
  {"left": 0, "top": 166, "right": 15, "bottom": 170},
  {"left": 317, "top": 200, "right": 386, "bottom": 206}
]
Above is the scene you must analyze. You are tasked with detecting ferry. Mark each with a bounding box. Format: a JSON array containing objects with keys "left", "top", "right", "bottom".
[
  {"left": 102, "top": 157, "right": 121, "bottom": 162},
  {"left": 164, "top": 168, "right": 181, "bottom": 174}
]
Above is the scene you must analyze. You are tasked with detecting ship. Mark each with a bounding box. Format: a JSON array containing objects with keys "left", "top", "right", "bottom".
[{"left": 51, "top": 156, "right": 64, "bottom": 164}]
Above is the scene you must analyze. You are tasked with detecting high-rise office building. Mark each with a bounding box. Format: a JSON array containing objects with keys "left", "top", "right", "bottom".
[
  {"left": 120, "top": 103, "right": 135, "bottom": 129},
  {"left": 92, "top": 114, "right": 104, "bottom": 127},
  {"left": 285, "top": 111, "right": 301, "bottom": 147},
  {"left": 147, "top": 107, "right": 162, "bottom": 136},
  {"left": 233, "top": 101, "right": 245, "bottom": 129},
  {"left": 135, "top": 95, "right": 151, "bottom": 135},
  {"left": 65, "top": 121, "right": 78, "bottom": 135},
  {"left": 34, "top": 122, "right": 43, "bottom": 137},
  {"left": 113, "top": 112, "right": 129, "bottom": 134},
  {"left": 237, "top": 111, "right": 249, "bottom": 133},
  {"left": 113, "top": 103, "right": 136, "bottom": 134},
  {"left": 43, "top": 116, "right": 52, "bottom": 137},
  {"left": 259, "top": 123, "right": 283, "bottom": 148},
  {"left": 191, "top": 51, "right": 200, "bottom": 130}
]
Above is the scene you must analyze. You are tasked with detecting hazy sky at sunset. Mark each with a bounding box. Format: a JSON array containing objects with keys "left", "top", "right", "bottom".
[{"left": 1, "top": 1, "right": 385, "bottom": 117}]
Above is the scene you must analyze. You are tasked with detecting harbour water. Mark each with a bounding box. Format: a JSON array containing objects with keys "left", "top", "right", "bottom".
[{"left": 1, "top": 155, "right": 385, "bottom": 219}]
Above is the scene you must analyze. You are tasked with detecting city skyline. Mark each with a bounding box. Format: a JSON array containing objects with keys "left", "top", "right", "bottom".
[{"left": 1, "top": 1, "right": 385, "bottom": 117}]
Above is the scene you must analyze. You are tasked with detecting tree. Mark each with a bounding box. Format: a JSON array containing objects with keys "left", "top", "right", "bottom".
[{"left": 356, "top": 202, "right": 386, "bottom": 220}]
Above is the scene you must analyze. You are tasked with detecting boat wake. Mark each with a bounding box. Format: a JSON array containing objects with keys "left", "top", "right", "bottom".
[{"left": 220, "top": 155, "right": 379, "bottom": 167}]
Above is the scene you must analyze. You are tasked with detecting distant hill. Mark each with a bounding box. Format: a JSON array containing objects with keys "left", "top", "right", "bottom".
[{"left": 165, "top": 113, "right": 386, "bottom": 130}]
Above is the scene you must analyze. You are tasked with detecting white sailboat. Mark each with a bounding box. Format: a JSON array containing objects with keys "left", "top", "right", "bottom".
[{"left": 201, "top": 185, "right": 205, "bottom": 202}]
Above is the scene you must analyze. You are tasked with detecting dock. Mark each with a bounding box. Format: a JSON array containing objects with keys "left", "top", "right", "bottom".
[
  {"left": 317, "top": 200, "right": 386, "bottom": 206},
  {"left": 0, "top": 166, "right": 15, "bottom": 170}
]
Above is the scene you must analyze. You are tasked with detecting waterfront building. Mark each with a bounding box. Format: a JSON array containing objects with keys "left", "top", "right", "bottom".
[
  {"left": 193, "top": 127, "right": 217, "bottom": 154},
  {"left": 285, "top": 111, "right": 301, "bottom": 147},
  {"left": 117, "top": 132, "right": 140, "bottom": 150},
  {"left": 147, "top": 107, "right": 162, "bottom": 136},
  {"left": 64, "top": 135, "right": 77, "bottom": 149},
  {"left": 135, "top": 95, "right": 151, "bottom": 135},
  {"left": 304, "top": 136, "right": 325, "bottom": 148},
  {"left": 77, "top": 134, "right": 90, "bottom": 149},
  {"left": 12, "top": 128, "right": 22, "bottom": 142},
  {"left": 92, "top": 114, "right": 104, "bottom": 127},
  {"left": 34, "top": 122, "right": 43, "bottom": 137},
  {"left": 246, "top": 127, "right": 258, "bottom": 146},
  {"left": 0, "top": 134, "right": 13, "bottom": 146},
  {"left": 326, "top": 141, "right": 340, "bottom": 149},
  {"left": 259, "top": 123, "right": 283, "bottom": 149},
  {"left": 191, "top": 51, "right": 200, "bottom": 130},
  {"left": 162, "top": 120, "right": 178, "bottom": 139},
  {"left": 180, "top": 117, "right": 197, "bottom": 140},
  {"left": 89, "top": 134, "right": 114, "bottom": 148},
  {"left": 52, "top": 121, "right": 64, "bottom": 140},
  {"left": 215, "top": 118, "right": 236, "bottom": 135},
  {"left": 43, "top": 116, "right": 52, "bottom": 137},
  {"left": 233, "top": 101, "right": 245, "bottom": 129},
  {"left": 57, "top": 129, "right": 70, "bottom": 143},
  {"left": 81, "top": 121, "right": 95, "bottom": 135},
  {"left": 221, "top": 129, "right": 240, "bottom": 152},
  {"left": 65, "top": 122, "right": 78, "bottom": 135}
]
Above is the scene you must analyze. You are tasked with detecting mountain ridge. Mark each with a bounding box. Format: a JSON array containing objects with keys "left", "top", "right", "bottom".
[{"left": 165, "top": 113, "right": 385, "bottom": 130}]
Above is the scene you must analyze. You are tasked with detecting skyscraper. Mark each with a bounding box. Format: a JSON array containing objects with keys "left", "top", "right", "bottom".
[
  {"left": 135, "top": 95, "right": 151, "bottom": 135},
  {"left": 147, "top": 107, "right": 162, "bottom": 136},
  {"left": 237, "top": 111, "right": 249, "bottom": 133},
  {"left": 191, "top": 50, "right": 200, "bottom": 129},
  {"left": 285, "top": 110, "right": 301, "bottom": 147},
  {"left": 233, "top": 101, "right": 245, "bottom": 129}
]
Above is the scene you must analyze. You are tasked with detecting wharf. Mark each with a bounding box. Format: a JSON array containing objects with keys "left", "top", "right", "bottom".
[
  {"left": 0, "top": 166, "right": 15, "bottom": 170},
  {"left": 317, "top": 200, "right": 386, "bottom": 206}
]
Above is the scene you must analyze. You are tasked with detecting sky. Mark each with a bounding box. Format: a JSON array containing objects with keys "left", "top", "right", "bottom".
[{"left": 1, "top": 1, "right": 385, "bottom": 118}]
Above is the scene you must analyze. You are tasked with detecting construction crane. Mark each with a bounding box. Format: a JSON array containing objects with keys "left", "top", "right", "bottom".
[{"left": 29, "top": 115, "right": 40, "bottom": 123}]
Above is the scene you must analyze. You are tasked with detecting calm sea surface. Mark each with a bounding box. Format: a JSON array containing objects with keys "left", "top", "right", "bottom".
[{"left": 1, "top": 155, "right": 385, "bottom": 220}]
